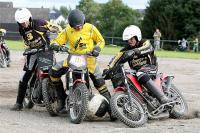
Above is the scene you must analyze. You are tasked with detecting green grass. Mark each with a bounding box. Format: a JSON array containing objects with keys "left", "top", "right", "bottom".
[
  {"left": 155, "top": 50, "right": 200, "bottom": 59},
  {"left": 101, "top": 45, "right": 122, "bottom": 55},
  {"left": 5, "top": 40, "right": 200, "bottom": 59},
  {"left": 5, "top": 40, "right": 24, "bottom": 50}
]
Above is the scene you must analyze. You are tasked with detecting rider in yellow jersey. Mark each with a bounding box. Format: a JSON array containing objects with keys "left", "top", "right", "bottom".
[{"left": 49, "top": 9, "right": 115, "bottom": 120}]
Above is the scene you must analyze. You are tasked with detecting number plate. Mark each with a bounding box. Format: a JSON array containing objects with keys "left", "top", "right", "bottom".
[{"left": 69, "top": 55, "right": 86, "bottom": 68}]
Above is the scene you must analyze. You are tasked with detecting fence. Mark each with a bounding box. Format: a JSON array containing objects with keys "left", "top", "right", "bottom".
[
  {"left": 3, "top": 31, "right": 198, "bottom": 52},
  {"left": 104, "top": 36, "right": 198, "bottom": 51}
]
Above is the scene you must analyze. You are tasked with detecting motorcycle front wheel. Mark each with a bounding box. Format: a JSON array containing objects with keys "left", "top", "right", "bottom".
[
  {"left": 69, "top": 83, "right": 89, "bottom": 124},
  {"left": 42, "top": 78, "right": 58, "bottom": 116},
  {"left": 0, "top": 50, "right": 7, "bottom": 68},
  {"left": 110, "top": 91, "right": 147, "bottom": 128}
]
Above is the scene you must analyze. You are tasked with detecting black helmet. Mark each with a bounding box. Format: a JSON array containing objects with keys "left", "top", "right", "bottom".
[{"left": 68, "top": 9, "right": 85, "bottom": 28}]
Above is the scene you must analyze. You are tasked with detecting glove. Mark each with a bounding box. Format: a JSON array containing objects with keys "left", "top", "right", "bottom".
[
  {"left": 123, "top": 48, "right": 140, "bottom": 58},
  {"left": 102, "top": 68, "right": 111, "bottom": 80},
  {"left": 92, "top": 46, "right": 101, "bottom": 57},
  {"left": 49, "top": 43, "right": 61, "bottom": 51},
  {"left": 122, "top": 50, "right": 133, "bottom": 60}
]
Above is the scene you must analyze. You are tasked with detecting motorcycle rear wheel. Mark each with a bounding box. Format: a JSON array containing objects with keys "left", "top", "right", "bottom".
[
  {"left": 69, "top": 83, "right": 89, "bottom": 124},
  {"left": 110, "top": 91, "right": 147, "bottom": 128},
  {"left": 168, "top": 84, "right": 188, "bottom": 118}
]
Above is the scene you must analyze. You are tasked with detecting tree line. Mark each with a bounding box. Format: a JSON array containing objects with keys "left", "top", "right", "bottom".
[{"left": 55, "top": 0, "right": 200, "bottom": 42}]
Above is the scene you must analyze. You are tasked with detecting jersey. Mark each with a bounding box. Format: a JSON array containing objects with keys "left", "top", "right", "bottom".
[
  {"left": 51, "top": 23, "right": 105, "bottom": 54},
  {"left": 18, "top": 19, "right": 62, "bottom": 49}
]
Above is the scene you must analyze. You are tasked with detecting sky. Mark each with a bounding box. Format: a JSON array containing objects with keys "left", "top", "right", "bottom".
[{"left": 0, "top": 0, "right": 149, "bottom": 9}]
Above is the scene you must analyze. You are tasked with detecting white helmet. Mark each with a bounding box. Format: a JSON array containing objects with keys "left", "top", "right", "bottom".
[
  {"left": 15, "top": 8, "right": 32, "bottom": 23},
  {"left": 122, "top": 25, "right": 142, "bottom": 41},
  {"left": 87, "top": 94, "right": 109, "bottom": 118}
]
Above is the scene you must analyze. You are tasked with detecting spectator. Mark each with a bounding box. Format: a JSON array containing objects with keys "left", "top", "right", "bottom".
[
  {"left": 153, "top": 28, "right": 161, "bottom": 50},
  {"left": 181, "top": 38, "right": 188, "bottom": 51},
  {"left": 193, "top": 38, "right": 199, "bottom": 52}
]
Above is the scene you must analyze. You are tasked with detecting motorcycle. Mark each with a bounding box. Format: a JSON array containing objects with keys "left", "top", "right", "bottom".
[
  {"left": 58, "top": 47, "right": 91, "bottom": 124},
  {"left": 0, "top": 40, "right": 9, "bottom": 68},
  {"left": 22, "top": 48, "right": 58, "bottom": 116},
  {"left": 103, "top": 51, "right": 188, "bottom": 128}
]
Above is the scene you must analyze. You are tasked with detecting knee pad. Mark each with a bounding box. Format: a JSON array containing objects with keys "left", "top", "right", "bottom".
[
  {"left": 20, "top": 70, "right": 33, "bottom": 83},
  {"left": 93, "top": 78, "right": 105, "bottom": 88}
]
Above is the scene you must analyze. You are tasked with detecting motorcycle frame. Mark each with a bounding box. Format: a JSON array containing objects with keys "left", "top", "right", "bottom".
[
  {"left": 112, "top": 64, "right": 171, "bottom": 110},
  {"left": 26, "top": 50, "right": 54, "bottom": 106}
]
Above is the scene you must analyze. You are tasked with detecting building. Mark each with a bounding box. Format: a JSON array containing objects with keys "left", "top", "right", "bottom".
[
  {"left": 49, "top": 9, "right": 67, "bottom": 25},
  {"left": 0, "top": 2, "right": 49, "bottom": 39}
]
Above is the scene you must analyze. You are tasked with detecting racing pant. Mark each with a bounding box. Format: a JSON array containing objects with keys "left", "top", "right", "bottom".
[
  {"left": 49, "top": 56, "right": 111, "bottom": 101},
  {"left": 16, "top": 54, "right": 37, "bottom": 104},
  {"left": 136, "top": 64, "right": 168, "bottom": 104}
]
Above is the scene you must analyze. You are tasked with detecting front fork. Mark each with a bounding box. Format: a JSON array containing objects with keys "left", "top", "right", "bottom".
[
  {"left": 67, "top": 70, "right": 86, "bottom": 108},
  {"left": 121, "top": 67, "right": 135, "bottom": 108}
]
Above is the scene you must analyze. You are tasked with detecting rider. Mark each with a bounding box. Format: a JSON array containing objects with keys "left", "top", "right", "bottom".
[
  {"left": 105, "top": 25, "right": 169, "bottom": 104},
  {"left": 0, "top": 28, "right": 11, "bottom": 66},
  {"left": 11, "top": 8, "right": 62, "bottom": 111},
  {"left": 49, "top": 9, "right": 115, "bottom": 119}
]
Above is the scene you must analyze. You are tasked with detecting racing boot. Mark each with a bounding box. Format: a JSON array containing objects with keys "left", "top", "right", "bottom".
[
  {"left": 101, "top": 91, "right": 117, "bottom": 121},
  {"left": 144, "top": 79, "right": 169, "bottom": 104},
  {"left": 10, "top": 103, "right": 23, "bottom": 111},
  {"left": 11, "top": 82, "right": 27, "bottom": 111},
  {"left": 52, "top": 81, "right": 67, "bottom": 114},
  {"left": 56, "top": 99, "right": 67, "bottom": 114}
]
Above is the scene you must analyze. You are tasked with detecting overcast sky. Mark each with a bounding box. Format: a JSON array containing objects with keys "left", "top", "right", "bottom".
[{"left": 0, "top": 0, "right": 149, "bottom": 9}]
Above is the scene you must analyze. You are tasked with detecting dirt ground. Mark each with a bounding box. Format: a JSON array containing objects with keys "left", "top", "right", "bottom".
[{"left": 0, "top": 51, "right": 200, "bottom": 133}]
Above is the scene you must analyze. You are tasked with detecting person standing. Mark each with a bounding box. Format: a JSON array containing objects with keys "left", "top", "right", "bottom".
[
  {"left": 193, "top": 38, "right": 199, "bottom": 52},
  {"left": 153, "top": 28, "right": 162, "bottom": 50}
]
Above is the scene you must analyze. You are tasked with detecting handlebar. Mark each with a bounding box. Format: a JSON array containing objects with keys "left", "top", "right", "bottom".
[
  {"left": 58, "top": 46, "right": 95, "bottom": 57},
  {"left": 59, "top": 46, "right": 69, "bottom": 53},
  {"left": 23, "top": 48, "right": 44, "bottom": 56}
]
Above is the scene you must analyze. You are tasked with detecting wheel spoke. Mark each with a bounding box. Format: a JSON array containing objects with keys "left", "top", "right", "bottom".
[{"left": 116, "top": 95, "right": 143, "bottom": 121}]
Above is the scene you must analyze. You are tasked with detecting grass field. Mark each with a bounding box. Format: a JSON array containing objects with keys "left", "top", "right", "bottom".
[
  {"left": 5, "top": 40, "right": 200, "bottom": 59},
  {"left": 5, "top": 40, "right": 24, "bottom": 50}
]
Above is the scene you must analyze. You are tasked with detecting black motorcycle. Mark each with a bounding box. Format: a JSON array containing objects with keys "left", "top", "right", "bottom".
[{"left": 23, "top": 48, "right": 58, "bottom": 116}]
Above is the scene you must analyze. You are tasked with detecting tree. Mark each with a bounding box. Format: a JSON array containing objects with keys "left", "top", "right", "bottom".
[
  {"left": 76, "top": 0, "right": 101, "bottom": 24},
  {"left": 99, "top": 0, "right": 140, "bottom": 37},
  {"left": 59, "top": 6, "right": 71, "bottom": 19},
  {"left": 141, "top": 0, "right": 200, "bottom": 40}
]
